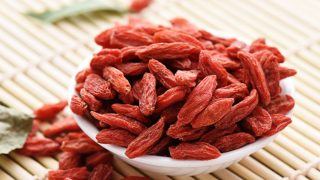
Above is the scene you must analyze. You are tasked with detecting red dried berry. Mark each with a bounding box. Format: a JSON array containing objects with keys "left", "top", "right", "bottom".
[
  {"left": 262, "top": 54, "right": 281, "bottom": 98},
  {"left": 279, "top": 66, "right": 297, "bottom": 79},
  {"left": 61, "top": 137, "right": 103, "bottom": 154},
  {"left": 88, "top": 164, "right": 112, "bottom": 180},
  {"left": 148, "top": 136, "right": 173, "bottom": 155},
  {"left": 167, "top": 124, "right": 207, "bottom": 141},
  {"left": 110, "top": 28, "right": 153, "bottom": 48},
  {"left": 91, "top": 112, "right": 146, "bottom": 135},
  {"left": 213, "top": 132, "right": 255, "bottom": 152},
  {"left": 126, "top": 118, "right": 165, "bottom": 158},
  {"left": 70, "top": 95, "right": 88, "bottom": 116},
  {"left": 175, "top": 70, "right": 199, "bottom": 87},
  {"left": 136, "top": 42, "right": 200, "bottom": 61},
  {"left": 148, "top": 59, "right": 177, "bottom": 88},
  {"left": 243, "top": 106, "right": 272, "bottom": 136},
  {"left": 48, "top": 167, "right": 90, "bottom": 180},
  {"left": 191, "top": 98, "right": 234, "bottom": 128},
  {"left": 59, "top": 152, "right": 81, "bottom": 170},
  {"left": 200, "top": 125, "right": 239, "bottom": 144},
  {"left": 215, "top": 89, "right": 259, "bottom": 129},
  {"left": 214, "top": 83, "right": 249, "bottom": 101},
  {"left": 169, "top": 58, "right": 192, "bottom": 70},
  {"left": 237, "top": 51, "right": 271, "bottom": 106},
  {"left": 111, "top": 104, "right": 148, "bottom": 123},
  {"left": 103, "top": 66, "right": 131, "bottom": 95},
  {"left": 18, "top": 136, "right": 60, "bottom": 156},
  {"left": 263, "top": 114, "right": 292, "bottom": 136},
  {"left": 34, "top": 100, "right": 67, "bottom": 120},
  {"left": 170, "top": 18, "right": 201, "bottom": 37},
  {"left": 96, "top": 129, "right": 137, "bottom": 147},
  {"left": 169, "top": 142, "right": 221, "bottom": 160},
  {"left": 176, "top": 75, "right": 217, "bottom": 126},
  {"left": 85, "top": 151, "right": 113, "bottom": 168},
  {"left": 43, "top": 117, "right": 80, "bottom": 137},
  {"left": 265, "top": 95, "right": 295, "bottom": 115},
  {"left": 84, "top": 74, "right": 115, "bottom": 100},
  {"left": 129, "top": 0, "right": 152, "bottom": 12},
  {"left": 80, "top": 88, "right": 102, "bottom": 111},
  {"left": 139, "top": 73, "right": 157, "bottom": 116},
  {"left": 115, "top": 63, "right": 148, "bottom": 76},
  {"left": 155, "top": 86, "right": 188, "bottom": 113},
  {"left": 76, "top": 68, "right": 92, "bottom": 83}
]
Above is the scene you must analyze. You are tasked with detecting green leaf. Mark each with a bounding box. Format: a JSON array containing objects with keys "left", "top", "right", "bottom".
[
  {"left": 25, "top": 0, "right": 129, "bottom": 23},
  {"left": 0, "top": 105, "right": 33, "bottom": 154}
]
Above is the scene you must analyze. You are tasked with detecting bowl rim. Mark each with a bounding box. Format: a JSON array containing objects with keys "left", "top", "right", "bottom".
[{"left": 68, "top": 29, "right": 294, "bottom": 168}]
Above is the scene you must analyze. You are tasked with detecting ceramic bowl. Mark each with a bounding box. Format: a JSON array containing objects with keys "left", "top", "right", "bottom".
[{"left": 68, "top": 30, "right": 294, "bottom": 176}]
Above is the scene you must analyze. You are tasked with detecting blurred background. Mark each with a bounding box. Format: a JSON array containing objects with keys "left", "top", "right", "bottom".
[{"left": 0, "top": 0, "right": 319, "bottom": 179}]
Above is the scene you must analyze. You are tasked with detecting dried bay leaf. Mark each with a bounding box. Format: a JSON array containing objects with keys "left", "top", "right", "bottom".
[{"left": 0, "top": 105, "right": 33, "bottom": 154}]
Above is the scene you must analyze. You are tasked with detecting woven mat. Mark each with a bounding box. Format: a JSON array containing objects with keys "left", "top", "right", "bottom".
[{"left": 0, "top": 0, "right": 319, "bottom": 179}]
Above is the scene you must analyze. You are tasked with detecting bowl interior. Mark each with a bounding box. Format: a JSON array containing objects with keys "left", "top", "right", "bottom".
[{"left": 67, "top": 30, "right": 294, "bottom": 168}]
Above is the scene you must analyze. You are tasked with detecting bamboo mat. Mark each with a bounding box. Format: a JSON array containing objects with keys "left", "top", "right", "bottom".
[{"left": 0, "top": 0, "right": 319, "bottom": 179}]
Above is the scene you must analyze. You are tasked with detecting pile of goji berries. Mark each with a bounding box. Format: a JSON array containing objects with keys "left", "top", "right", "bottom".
[
  {"left": 18, "top": 101, "right": 148, "bottom": 180},
  {"left": 70, "top": 17, "right": 296, "bottom": 160}
]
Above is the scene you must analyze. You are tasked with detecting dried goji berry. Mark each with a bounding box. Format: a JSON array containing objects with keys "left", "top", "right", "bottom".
[
  {"left": 199, "top": 30, "right": 235, "bottom": 47},
  {"left": 75, "top": 83, "right": 84, "bottom": 93},
  {"left": 232, "top": 68, "right": 251, "bottom": 87},
  {"left": 226, "top": 40, "right": 248, "bottom": 58},
  {"left": 34, "top": 100, "right": 67, "bottom": 120},
  {"left": 129, "top": 0, "right": 152, "bottom": 12},
  {"left": 136, "top": 42, "right": 200, "bottom": 61},
  {"left": 96, "top": 129, "right": 137, "bottom": 147},
  {"left": 170, "top": 18, "right": 201, "bottom": 38},
  {"left": 139, "top": 73, "right": 157, "bottom": 116},
  {"left": 215, "top": 89, "right": 259, "bottom": 129},
  {"left": 148, "top": 136, "right": 173, "bottom": 155},
  {"left": 128, "top": 17, "right": 162, "bottom": 35},
  {"left": 175, "top": 70, "right": 199, "bottom": 87},
  {"left": 91, "top": 112, "right": 146, "bottom": 135},
  {"left": 227, "top": 73, "right": 241, "bottom": 84},
  {"left": 103, "top": 66, "right": 131, "bottom": 95},
  {"left": 126, "top": 118, "right": 165, "bottom": 158},
  {"left": 160, "top": 103, "right": 183, "bottom": 124},
  {"left": 85, "top": 151, "right": 113, "bottom": 168},
  {"left": 110, "top": 28, "right": 153, "bottom": 48},
  {"left": 48, "top": 167, "right": 90, "bottom": 180},
  {"left": 120, "top": 46, "right": 146, "bottom": 62},
  {"left": 214, "top": 83, "right": 249, "bottom": 101},
  {"left": 43, "top": 117, "right": 80, "bottom": 137},
  {"left": 118, "top": 90, "right": 135, "bottom": 104},
  {"left": 29, "top": 119, "right": 40, "bottom": 137},
  {"left": 262, "top": 54, "right": 281, "bottom": 98},
  {"left": 243, "top": 106, "right": 272, "bottom": 136},
  {"left": 111, "top": 104, "right": 148, "bottom": 123},
  {"left": 167, "top": 124, "right": 207, "bottom": 141},
  {"left": 80, "top": 88, "right": 102, "bottom": 111},
  {"left": 132, "top": 80, "right": 143, "bottom": 100},
  {"left": 237, "top": 51, "right": 271, "bottom": 106},
  {"left": 265, "top": 95, "right": 295, "bottom": 115},
  {"left": 168, "top": 58, "right": 192, "bottom": 70},
  {"left": 263, "top": 114, "right": 292, "bottom": 136},
  {"left": 200, "top": 125, "right": 239, "bottom": 144},
  {"left": 155, "top": 86, "right": 188, "bottom": 113},
  {"left": 191, "top": 98, "right": 234, "bottom": 128},
  {"left": 76, "top": 68, "right": 92, "bottom": 83},
  {"left": 115, "top": 63, "right": 148, "bottom": 76},
  {"left": 176, "top": 75, "right": 217, "bottom": 126},
  {"left": 90, "top": 54, "right": 121, "bottom": 72},
  {"left": 148, "top": 59, "right": 177, "bottom": 88},
  {"left": 199, "top": 50, "right": 228, "bottom": 86},
  {"left": 17, "top": 136, "right": 60, "bottom": 156},
  {"left": 279, "top": 66, "right": 297, "bottom": 79},
  {"left": 95, "top": 29, "right": 113, "bottom": 48},
  {"left": 169, "top": 142, "right": 221, "bottom": 160},
  {"left": 70, "top": 95, "right": 88, "bottom": 116},
  {"left": 61, "top": 137, "right": 103, "bottom": 154},
  {"left": 84, "top": 74, "right": 115, "bottom": 100},
  {"left": 154, "top": 29, "right": 204, "bottom": 49},
  {"left": 59, "top": 152, "right": 82, "bottom": 170},
  {"left": 88, "top": 164, "right": 112, "bottom": 180},
  {"left": 211, "top": 53, "right": 241, "bottom": 70},
  {"left": 213, "top": 132, "right": 255, "bottom": 152},
  {"left": 250, "top": 43, "right": 285, "bottom": 63}
]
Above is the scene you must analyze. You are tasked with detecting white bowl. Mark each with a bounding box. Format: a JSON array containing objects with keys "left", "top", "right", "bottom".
[{"left": 68, "top": 31, "right": 294, "bottom": 176}]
